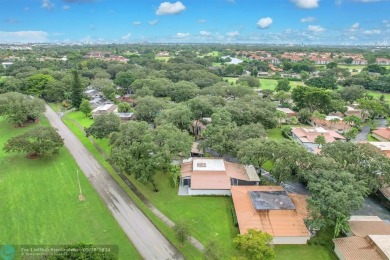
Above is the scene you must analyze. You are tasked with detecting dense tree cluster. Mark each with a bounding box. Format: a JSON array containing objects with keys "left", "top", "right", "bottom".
[{"left": 0, "top": 92, "right": 45, "bottom": 126}]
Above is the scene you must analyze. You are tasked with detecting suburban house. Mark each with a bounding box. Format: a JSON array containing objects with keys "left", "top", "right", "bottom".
[
  {"left": 118, "top": 112, "right": 135, "bottom": 121},
  {"left": 310, "top": 115, "right": 351, "bottom": 133},
  {"left": 376, "top": 58, "right": 390, "bottom": 66},
  {"left": 276, "top": 108, "right": 297, "bottom": 123},
  {"left": 91, "top": 104, "right": 118, "bottom": 119},
  {"left": 231, "top": 186, "right": 311, "bottom": 244},
  {"left": 84, "top": 88, "right": 100, "bottom": 99},
  {"left": 1, "top": 61, "right": 13, "bottom": 69},
  {"left": 333, "top": 216, "right": 390, "bottom": 260},
  {"left": 179, "top": 158, "right": 260, "bottom": 196},
  {"left": 367, "top": 142, "right": 390, "bottom": 158},
  {"left": 191, "top": 142, "right": 204, "bottom": 157},
  {"left": 310, "top": 57, "right": 333, "bottom": 65},
  {"left": 352, "top": 58, "right": 368, "bottom": 65},
  {"left": 276, "top": 107, "right": 297, "bottom": 117},
  {"left": 291, "top": 127, "right": 345, "bottom": 153},
  {"left": 372, "top": 128, "right": 390, "bottom": 142}
]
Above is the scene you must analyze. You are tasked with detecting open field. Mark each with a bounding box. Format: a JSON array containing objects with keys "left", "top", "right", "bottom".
[
  {"left": 223, "top": 77, "right": 304, "bottom": 91},
  {"left": 0, "top": 117, "right": 140, "bottom": 259},
  {"left": 155, "top": 56, "right": 171, "bottom": 62}
]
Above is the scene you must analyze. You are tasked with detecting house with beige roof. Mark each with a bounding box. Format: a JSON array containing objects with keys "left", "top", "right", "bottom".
[
  {"left": 231, "top": 186, "right": 311, "bottom": 244},
  {"left": 91, "top": 103, "right": 118, "bottom": 119},
  {"left": 333, "top": 216, "right": 390, "bottom": 260},
  {"left": 291, "top": 127, "right": 345, "bottom": 153},
  {"left": 179, "top": 158, "right": 260, "bottom": 196}
]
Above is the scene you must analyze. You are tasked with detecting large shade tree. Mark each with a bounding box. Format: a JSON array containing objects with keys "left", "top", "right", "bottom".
[
  {"left": 0, "top": 92, "right": 45, "bottom": 127},
  {"left": 4, "top": 126, "right": 64, "bottom": 158}
]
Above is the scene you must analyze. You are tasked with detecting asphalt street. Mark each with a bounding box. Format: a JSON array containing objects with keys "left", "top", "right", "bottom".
[{"left": 45, "top": 105, "right": 183, "bottom": 260}]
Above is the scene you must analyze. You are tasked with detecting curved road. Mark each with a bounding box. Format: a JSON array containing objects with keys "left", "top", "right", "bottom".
[{"left": 45, "top": 105, "right": 183, "bottom": 260}]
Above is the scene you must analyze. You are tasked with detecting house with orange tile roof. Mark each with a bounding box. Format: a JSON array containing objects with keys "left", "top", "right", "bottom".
[
  {"left": 333, "top": 216, "right": 390, "bottom": 260},
  {"left": 179, "top": 158, "right": 260, "bottom": 196},
  {"left": 310, "top": 116, "right": 351, "bottom": 133},
  {"left": 372, "top": 128, "right": 390, "bottom": 142},
  {"left": 231, "top": 186, "right": 311, "bottom": 244},
  {"left": 291, "top": 127, "right": 345, "bottom": 153}
]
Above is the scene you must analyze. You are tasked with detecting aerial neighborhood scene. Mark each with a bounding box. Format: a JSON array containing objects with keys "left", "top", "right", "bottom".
[{"left": 2, "top": 0, "right": 390, "bottom": 259}]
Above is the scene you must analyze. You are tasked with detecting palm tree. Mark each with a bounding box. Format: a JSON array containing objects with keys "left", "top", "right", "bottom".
[
  {"left": 329, "top": 118, "right": 340, "bottom": 130},
  {"left": 275, "top": 110, "right": 287, "bottom": 128}
]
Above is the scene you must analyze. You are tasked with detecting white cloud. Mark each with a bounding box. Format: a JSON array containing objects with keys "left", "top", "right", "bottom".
[
  {"left": 226, "top": 31, "right": 240, "bottom": 37},
  {"left": 121, "top": 33, "right": 132, "bottom": 40},
  {"left": 300, "top": 16, "right": 316, "bottom": 23},
  {"left": 41, "top": 0, "right": 54, "bottom": 10},
  {"left": 156, "top": 1, "right": 186, "bottom": 15},
  {"left": 363, "top": 29, "right": 381, "bottom": 34},
  {"left": 132, "top": 21, "right": 142, "bottom": 25},
  {"left": 349, "top": 36, "right": 358, "bottom": 40},
  {"left": 351, "top": 22, "right": 360, "bottom": 29},
  {"left": 291, "top": 0, "right": 319, "bottom": 9},
  {"left": 176, "top": 32, "right": 190, "bottom": 38},
  {"left": 197, "top": 19, "right": 206, "bottom": 23},
  {"left": 308, "top": 25, "right": 326, "bottom": 32},
  {"left": 199, "top": 31, "right": 211, "bottom": 36},
  {"left": 63, "top": 5, "right": 70, "bottom": 10},
  {"left": 257, "top": 17, "right": 273, "bottom": 29},
  {"left": 148, "top": 19, "right": 159, "bottom": 25},
  {"left": 0, "top": 31, "right": 48, "bottom": 43}
]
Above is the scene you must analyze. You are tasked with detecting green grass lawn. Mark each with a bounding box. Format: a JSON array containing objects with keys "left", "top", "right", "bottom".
[
  {"left": 223, "top": 76, "right": 238, "bottom": 84},
  {"left": 260, "top": 79, "right": 304, "bottom": 91},
  {"left": 0, "top": 117, "right": 140, "bottom": 260},
  {"left": 155, "top": 56, "right": 171, "bottom": 62},
  {"left": 205, "top": 51, "right": 220, "bottom": 57},
  {"left": 367, "top": 133, "right": 378, "bottom": 141},
  {"left": 128, "top": 172, "right": 239, "bottom": 257},
  {"left": 275, "top": 244, "right": 337, "bottom": 260}
]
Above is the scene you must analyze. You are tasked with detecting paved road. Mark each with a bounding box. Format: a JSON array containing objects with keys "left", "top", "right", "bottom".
[
  {"left": 45, "top": 105, "right": 183, "bottom": 260},
  {"left": 355, "top": 125, "right": 370, "bottom": 142},
  {"left": 355, "top": 119, "right": 387, "bottom": 142}
]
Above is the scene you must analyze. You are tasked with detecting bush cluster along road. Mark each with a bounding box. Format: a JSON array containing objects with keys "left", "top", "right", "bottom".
[{"left": 45, "top": 105, "right": 183, "bottom": 260}]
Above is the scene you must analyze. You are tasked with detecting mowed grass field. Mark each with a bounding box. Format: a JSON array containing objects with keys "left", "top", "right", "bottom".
[
  {"left": 223, "top": 77, "right": 304, "bottom": 90},
  {"left": 0, "top": 117, "right": 140, "bottom": 259}
]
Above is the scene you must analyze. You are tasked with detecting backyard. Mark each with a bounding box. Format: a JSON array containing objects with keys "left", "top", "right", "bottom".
[{"left": 0, "top": 117, "right": 140, "bottom": 259}]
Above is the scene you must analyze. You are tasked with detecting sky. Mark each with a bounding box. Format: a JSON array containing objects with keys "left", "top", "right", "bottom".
[{"left": 0, "top": 0, "right": 389, "bottom": 45}]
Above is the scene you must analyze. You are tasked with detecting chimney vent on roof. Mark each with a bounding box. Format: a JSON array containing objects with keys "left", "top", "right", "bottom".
[{"left": 197, "top": 162, "right": 207, "bottom": 167}]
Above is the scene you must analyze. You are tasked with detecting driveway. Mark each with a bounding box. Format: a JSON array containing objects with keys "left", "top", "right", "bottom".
[
  {"left": 45, "top": 105, "right": 182, "bottom": 260},
  {"left": 355, "top": 125, "right": 370, "bottom": 141},
  {"left": 355, "top": 119, "right": 387, "bottom": 142}
]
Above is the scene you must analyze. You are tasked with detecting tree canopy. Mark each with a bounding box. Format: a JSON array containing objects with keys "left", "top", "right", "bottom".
[
  {"left": 4, "top": 126, "right": 64, "bottom": 158},
  {"left": 233, "top": 229, "right": 275, "bottom": 260},
  {"left": 0, "top": 92, "right": 45, "bottom": 127}
]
